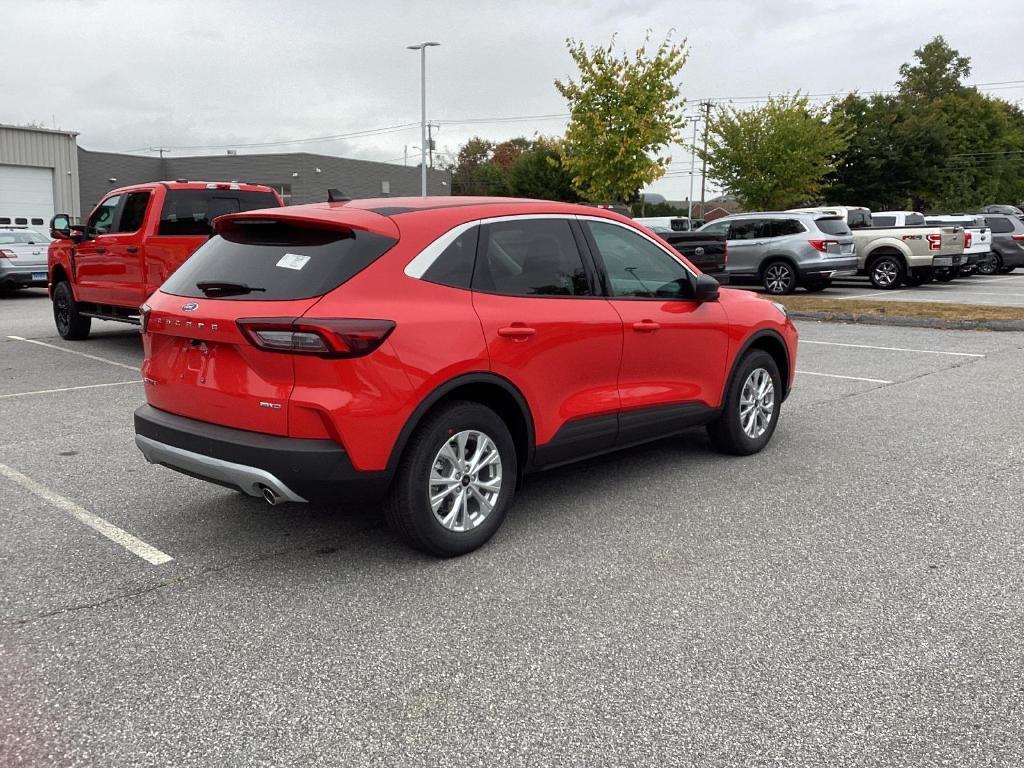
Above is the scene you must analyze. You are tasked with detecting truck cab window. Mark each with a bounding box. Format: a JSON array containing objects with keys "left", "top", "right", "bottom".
[
  {"left": 116, "top": 192, "right": 150, "bottom": 234},
  {"left": 88, "top": 195, "right": 122, "bottom": 236}
]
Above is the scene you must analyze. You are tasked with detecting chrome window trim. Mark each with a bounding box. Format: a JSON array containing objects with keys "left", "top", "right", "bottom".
[{"left": 404, "top": 212, "right": 700, "bottom": 281}]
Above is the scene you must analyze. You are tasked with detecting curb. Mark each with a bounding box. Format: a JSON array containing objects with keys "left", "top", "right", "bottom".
[{"left": 788, "top": 310, "right": 1024, "bottom": 333}]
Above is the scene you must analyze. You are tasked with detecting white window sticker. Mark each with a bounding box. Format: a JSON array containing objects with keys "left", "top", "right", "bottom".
[{"left": 276, "top": 253, "right": 311, "bottom": 270}]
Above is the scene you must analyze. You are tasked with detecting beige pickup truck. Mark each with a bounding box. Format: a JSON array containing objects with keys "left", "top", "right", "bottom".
[{"left": 788, "top": 206, "right": 964, "bottom": 289}]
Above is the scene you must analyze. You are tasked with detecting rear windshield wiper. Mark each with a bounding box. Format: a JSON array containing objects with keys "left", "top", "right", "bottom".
[{"left": 195, "top": 280, "right": 267, "bottom": 296}]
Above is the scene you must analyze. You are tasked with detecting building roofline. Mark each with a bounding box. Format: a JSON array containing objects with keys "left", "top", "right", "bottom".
[{"left": 0, "top": 123, "right": 79, "bottom": 138}]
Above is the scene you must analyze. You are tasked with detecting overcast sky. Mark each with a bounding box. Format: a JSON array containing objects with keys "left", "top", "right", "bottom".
[{"left": 4, "top": 0, "right": 1022, "bottom": 200}]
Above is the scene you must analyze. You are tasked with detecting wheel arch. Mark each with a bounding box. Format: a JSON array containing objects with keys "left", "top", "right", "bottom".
[
  {"left": 758, "top": 254, "right": 800, "bottom": 279},
  {"left": 864, "top": 246, "right": 907, "bottom": 270},
  {"left": 728, "top": 329, "right": 792, "bottom": 401},
  {"left": 385, "top": 372, "right": 536, "bottom": 480}
]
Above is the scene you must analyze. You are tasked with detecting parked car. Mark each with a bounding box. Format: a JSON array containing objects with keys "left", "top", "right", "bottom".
[
  {"left": 924, "top": 214, "right": 992, "bottom": 277},
  {"left": 0, "top": 226, "right": 50, "bottom": 292},
  {"left": 634, "top": 216, "right": 695, "bottom": 232},
  {"left": 789, "top": 206, "right": 963, "bottom": 288},
  {"left": 980, "top": 204, "right": 1024, "bottom": 218},
  {"left": 133, "top": 197, "right": 798, "bottom": 556},
  {"left": 981, "top": 213, "right": 1024, "bottom": 274},
  {"left": 47, "top": 180, "right": 283, "bottom": 339},
  {"left": 788, "top": 205, "right": 873, "bottom": 230},
  {"left": 697, "top": 212, "right": 857, "bottom": 294}
]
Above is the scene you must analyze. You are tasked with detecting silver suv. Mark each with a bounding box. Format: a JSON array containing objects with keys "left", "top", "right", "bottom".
[{"left": 698, "top": 212, "right": 858, "bottom": 294}]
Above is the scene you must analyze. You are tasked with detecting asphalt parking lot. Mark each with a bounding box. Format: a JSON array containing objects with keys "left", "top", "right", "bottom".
[
  {"left": 822, "top": 271, "right": 1024, "bottom": 306},
  {"left": 2, "top": 288, "right": 1023, "bottom": 767}
]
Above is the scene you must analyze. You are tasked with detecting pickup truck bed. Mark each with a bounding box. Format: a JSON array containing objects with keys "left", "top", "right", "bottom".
[{"left": 659, "top": 231, "right": 728, "bottom": 276}]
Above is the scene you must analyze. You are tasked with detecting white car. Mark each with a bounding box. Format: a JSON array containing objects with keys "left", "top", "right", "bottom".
[
  {"left": 633, "top": 216, "right": 694, "bottom": 233},
  {"left": 924, "top": 214, "right": 991, "bottom": 276}
]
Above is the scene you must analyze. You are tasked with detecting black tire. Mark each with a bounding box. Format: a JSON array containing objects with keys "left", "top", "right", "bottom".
[
  {"left": 707, "top": 350, "right": 782, "bottom": 456},
  {"left": 868, "top": 254, "right": 906, "bottom": 289},
  {"left": 52, "top": 281, "right": 91, "bottom": 340},
  {"left": 384, "top": 400, "right": 517, "bottom": 557},
  {"left": 976, "top": 253, "right": 1000, "bottom": 276},
  {"left": 934, "top": 268, "right": 957, "bottom": 283},
  {"left": 761, "top": 260, "right": 796, "bottom": 295},
  {"left": 803, "top": 279, "right": 831, "bottom": 293}
]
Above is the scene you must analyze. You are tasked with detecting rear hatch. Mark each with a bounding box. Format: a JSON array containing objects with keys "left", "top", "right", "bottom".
[
  {"left": 814, "top": 216, "right": 856, "bottom": 256},
  {"left": 141, "top": 212, "right": 398, "bottom": 436}
]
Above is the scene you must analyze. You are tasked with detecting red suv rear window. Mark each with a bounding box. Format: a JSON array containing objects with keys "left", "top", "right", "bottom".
[{"left": 160, "top": 220, "right": 397, "bottom": 300}]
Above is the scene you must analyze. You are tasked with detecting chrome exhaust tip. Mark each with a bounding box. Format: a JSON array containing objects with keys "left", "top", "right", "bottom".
[{"left": 260, "top": 485, "right": 281, "bottom": 506}]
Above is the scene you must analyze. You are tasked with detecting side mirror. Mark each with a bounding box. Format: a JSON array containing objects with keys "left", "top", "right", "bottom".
[
  {"left": 694, "top": 273, "right": 720, "bottom": 302},
  {"left": 50, "top": 214, "right": 71, "bottom": 239}
]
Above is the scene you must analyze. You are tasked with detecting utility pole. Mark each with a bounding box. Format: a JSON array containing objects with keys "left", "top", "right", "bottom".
[
  {"left": 688, "top": 116, "right": 698, "bottom": 220},
  {"left": 427, "top": 122, "right": 435, "bottom": 169},
  {"left": 699, "top": 100, "right": 713, "bottom": 217},
  {"left": 150, "top": 147, "right": 168, "bottom": 158}
]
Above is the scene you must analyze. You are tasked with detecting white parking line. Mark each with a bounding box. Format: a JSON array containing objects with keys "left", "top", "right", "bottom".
[
  {"left": 836, "top": 289, "right": 913, "bottom": 300},
  {"left": 799, "top": 340, "right": 985, "bottom": 358},
  {"left": 0, "top": 462, "right": 173, "bottom": 566},
  {"left": 0, "top": 380, "right": 142, "bottom": 400},
  {"left": 6, "top": 335, "right": 139, "bottom": 372},
  {"left": 796, "top": 370, "right": 893, "bottom": 384}
]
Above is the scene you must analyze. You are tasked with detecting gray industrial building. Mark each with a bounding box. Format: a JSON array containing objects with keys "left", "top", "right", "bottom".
[
  {"left": 0, "top": 124, "right": 82, "bottom": 226},
  {"left": 1, "top": 123, "right": 450, "bottom": 225}
]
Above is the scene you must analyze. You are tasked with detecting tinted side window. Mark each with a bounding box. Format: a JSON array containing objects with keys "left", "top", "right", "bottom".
[
  {"left": 699, "top": 220, "right": 729, "bottom": 236},
  {"left": 586, "top": 221, "right": 692, "bottom": 300},
  {"left": 116, "top": 192, "right": 150, "bottom": 233},
  {"left": 872, "top": 216, "right": 896, "bottom": 227},
  {"left": 770, "top": 219, "right": 804, "bottom": 237},
  {"left": 158, "top": 190, "right": 280, "bottom": 236},
  {"left": 421, "top": 226, "right": 479, "bottom": 289},
  {"left": 905, "top": 214, "right": 926, "bottom": 226},
  {"left": 88, "top": 195, "right": 121, "bottom": 235},
  {"left": 728, "top": 219, "right": 768, "bottom": 240},
  {"left": 473, "top": 219, "right": 590, "bottom": 297},
  {"left": 986, "top": 216, "right": 1014, "bottom": 234},
  {"left": 848, "top": 210, "right": 872, "bottom": 229}
]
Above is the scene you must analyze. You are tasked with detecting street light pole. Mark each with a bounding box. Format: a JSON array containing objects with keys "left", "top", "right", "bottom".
[{"left": 407, "top": 41, "right": 440, "bottom": 197}]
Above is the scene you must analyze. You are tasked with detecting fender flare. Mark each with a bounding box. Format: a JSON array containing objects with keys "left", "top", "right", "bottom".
[
  {"left": 384, "top": 371, "right": 536, "bottom": 478},
  {"left": 726, "top": 328, "right": 793, "bottom": 401}
]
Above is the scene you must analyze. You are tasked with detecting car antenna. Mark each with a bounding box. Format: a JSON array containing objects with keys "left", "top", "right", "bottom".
[{"left": 327, "top": 189, "right": 351, "bottom": 203}]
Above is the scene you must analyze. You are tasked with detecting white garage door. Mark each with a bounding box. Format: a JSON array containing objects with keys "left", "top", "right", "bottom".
[{"left": 0, "top": 164, "right": 55, "bottom": 229}]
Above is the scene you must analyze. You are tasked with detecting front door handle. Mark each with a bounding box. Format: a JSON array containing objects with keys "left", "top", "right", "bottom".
[
  {"left": 632, "top": 320, "right": 661, "bottom": 332},
  {"left": 497, "top": 323, "right": 536, "bottom": 340},
  {"left": 95, "top": 247, "right": 107, "bottom": 254},
  {"left": 127, "top": 246, "right": 139, "bottom": 254}
]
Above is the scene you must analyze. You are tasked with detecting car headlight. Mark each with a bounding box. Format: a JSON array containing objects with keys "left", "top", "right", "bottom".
[{"left": 771, "top": 301, "right": 788, "bottom": 318}]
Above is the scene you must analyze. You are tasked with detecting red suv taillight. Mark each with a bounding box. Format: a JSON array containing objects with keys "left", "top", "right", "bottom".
[
  {"left": 926, "top": 234, "right": 943, "bottom": 251},
  {"left": 237, "top": 318, "right": 396, "bottom": 358},
  {"left": 808, "top": 239, "right": 839, "bottom": 253}
]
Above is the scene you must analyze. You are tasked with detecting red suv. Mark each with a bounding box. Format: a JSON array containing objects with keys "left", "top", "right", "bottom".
[{"left": 134, "top": 197, "right": 797, "bottom": 556}]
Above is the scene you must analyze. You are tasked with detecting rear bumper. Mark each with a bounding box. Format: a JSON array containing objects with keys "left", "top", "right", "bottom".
[
  {"left": 133, "top": 404, "right": 388, "bottom": 503},
  {"left": 0, "top": 264, "right": 48, "bottom": 288}
]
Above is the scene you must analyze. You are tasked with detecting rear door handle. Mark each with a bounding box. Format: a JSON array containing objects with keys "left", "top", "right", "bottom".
[
  {"left": 127, "top": 247, "right": 139, "bottom": 254},
  {"left": 632, "top": 320, "right": 661, "bottom": 332},
  {"left": 497, "top": 323, "right": 536, "bottom": 340}
]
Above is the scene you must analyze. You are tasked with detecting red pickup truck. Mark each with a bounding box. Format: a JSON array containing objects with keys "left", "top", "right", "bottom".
[{"left": 48, "top": 180, "right": 282, "bottom": 339}]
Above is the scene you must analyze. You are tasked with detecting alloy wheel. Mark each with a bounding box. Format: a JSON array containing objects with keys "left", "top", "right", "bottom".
[
  {"left": 764, "top": 264, "right": 793, "bottom": 294},
  {"left": 977, "top": 253, "right": 999, "bottom": 276},
  {"left": 873, "top": 260, "right": 899, "bottom": 287},
  {"left": 739, "top": 368, "right": 775, "bottom": 439},
  {"left": 428, "top": 429, "right": 502, "bottom": 532}
]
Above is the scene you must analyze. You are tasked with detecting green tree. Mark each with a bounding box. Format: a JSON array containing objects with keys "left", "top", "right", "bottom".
[
  {"left": 699, "top": 94, "right": 848, "bottom": 210},
  {"left": 505, "top": 137, "right": 580, "bottom": 202},
  {"left": 555, "top": 33, "right": 688, "bottom": 205},
  {"left": 898, "top": 36, "right": 971, "bottom": 101}
]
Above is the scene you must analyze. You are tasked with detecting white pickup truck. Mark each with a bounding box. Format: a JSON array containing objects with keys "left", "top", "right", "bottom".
[
  {"left": 923, "top": 214, "right": 992, "bottom": 277},
  {"left": 874, "top": 211, "right": 981, "bottom": 280},
  {"left": 789, "top": 206, "right": 964, "bottom": 289}
]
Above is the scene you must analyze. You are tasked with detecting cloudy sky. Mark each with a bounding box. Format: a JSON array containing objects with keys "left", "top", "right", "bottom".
[{"left": 4, "top": 0, "right": 1022, "bottom": 200}]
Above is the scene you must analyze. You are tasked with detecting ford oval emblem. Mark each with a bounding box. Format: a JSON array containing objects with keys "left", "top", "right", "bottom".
[
  {"left": 182, "top": 302, "right": 199, "bottom": 312},
  {"left": 694, "top": 246, "right": 705, "bottom": 257}
]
